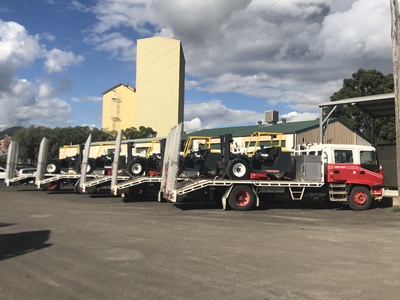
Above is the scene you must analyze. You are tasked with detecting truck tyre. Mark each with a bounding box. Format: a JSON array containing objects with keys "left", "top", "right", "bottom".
[
  {"left": 228, "top": 185, "right": 256, "bottom": 211},
  {"left": 348, "top": 186, "right": 372, "bottom": 211},
  {"left": 127, "top": 159, "right": 146, "bottom": 176},
  {"left": 43, "top": 183, "right": 61, "bottom": 191},
  {"left": 46, "top": 160, "right": 60, "bottom": 174},
  {"left": 227, "top": 158, "right": 250, "bottom": 179},
  {"left": 129, "top": 185, "right": 148, "bottom": 196},
  {"left": 86, "top": 186, "right": 98, "bottom": 194}
]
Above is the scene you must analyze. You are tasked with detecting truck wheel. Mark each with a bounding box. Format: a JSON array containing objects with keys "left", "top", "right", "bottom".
[
  {"left": 46, "top": 160, "right": 60, "bottom": 174},
  {"left": 43, "top": 183, "right": 61, "bottom": 191},
  {"left": 127, "top": 159, "right": 146, "bottom": 176},
  {"left": 86, "top": 186, "right": 98, "bottom": 194},
  {"left": 227, "top": 158, "right": 250, "bottom": 179},
  {"left": 228, "top": 185, "right": 256, "bottom": 211},
  {"left": 129, "top": 185, "right": 148, "bottom": 196},
  {"left": 348, "top": 186, "right": 372, "bottom": 211}
]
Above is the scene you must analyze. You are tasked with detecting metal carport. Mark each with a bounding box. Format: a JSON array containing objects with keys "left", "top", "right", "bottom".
[
  {"left": 319, "top": 93, "right": 397, "bottom": 189},
  {"left": 318, "top": 93, "right": 395, "bottom": 143}
]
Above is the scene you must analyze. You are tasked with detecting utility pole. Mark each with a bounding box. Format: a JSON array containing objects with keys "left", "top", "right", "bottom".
[{"left": 390, "top": 0, "right": 400, "bottom": 195}]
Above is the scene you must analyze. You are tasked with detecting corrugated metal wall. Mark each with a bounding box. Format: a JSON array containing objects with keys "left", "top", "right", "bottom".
[{"left": 295, "top": 122, "right": 369, "bottom": 146}]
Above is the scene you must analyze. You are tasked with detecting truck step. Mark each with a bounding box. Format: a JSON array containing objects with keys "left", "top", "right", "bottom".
[
  {"left": 329, "top": 183, "right": 347, "bottom": 201},
  {"left": 289, "top": 187, "right": 305, "bottom": 201}
]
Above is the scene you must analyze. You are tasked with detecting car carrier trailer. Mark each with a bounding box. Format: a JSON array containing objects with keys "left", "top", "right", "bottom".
[
  {"left": 79, "top": 131, "right": 170, "bottom": 197},
  {"left": 80, "top": 132, "right": 116, "bottom": 193},
  {"left": 35, "top": 135, "right": 100, "bottom": 192},
  {"left": 107, "top": 131, "right": 163, "bottom": 198},
  {"left": 78, "top": 130, "right": 162, "bottom": 196},
  {"left": 159, "top": 123, "right": 384, "bottom": 211}
]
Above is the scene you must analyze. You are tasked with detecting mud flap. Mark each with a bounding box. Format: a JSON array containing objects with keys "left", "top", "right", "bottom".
[{"left": 221, "top": 185, "right": 234, "bottom": 210}]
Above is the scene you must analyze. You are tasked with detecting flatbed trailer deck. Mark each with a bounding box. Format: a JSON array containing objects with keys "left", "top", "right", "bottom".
[
  {"left": 99, "top": 130, "right": 163, "bottom": 198},
  {"left": 111, "top": 176, "right": 162, "bottom": 197},
  {"left": 163, "top": 177, "right": 325, "bottom": 209},
  {"left": 34, "top": 135, "right": 99, "bottom": 191},
  {"left": 6, "top": 174, "right": 36, "bottom": 186}
]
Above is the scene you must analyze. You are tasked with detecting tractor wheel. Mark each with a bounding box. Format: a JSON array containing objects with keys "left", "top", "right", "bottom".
[
  {"left": 228, "top": 185, "right": 256, "bottom": 211},
  {"left": 46, "top": 160, "right": 60, "bottom": 174},
  {"left": 227, "top": 158, "right": 250, "bottom": 179},
  {"left": 127, "top": 159, "right": 146, "bottom": 176},
  {"left": 86, "top": 160, "right": 95, "bottom": 174},
  {"left": 348, "top": 186, "right": 372, "bottom": 211},
  {"left": 79, "top": 160, "right": 95, "bottom": 174}
]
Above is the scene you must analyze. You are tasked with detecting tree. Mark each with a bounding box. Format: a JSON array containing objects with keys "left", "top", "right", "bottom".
[
  {"left": 10, "top": 125, "right": 156, "bottom": 163},
  {"left": 329, "top": 69, "right": 395, "bottom": 144},
  {"left": 122, "top": 126, "right": 157, "bottom": 140},
  {"left": 12, "top": 126, "right": 116, "bottom": 163}
]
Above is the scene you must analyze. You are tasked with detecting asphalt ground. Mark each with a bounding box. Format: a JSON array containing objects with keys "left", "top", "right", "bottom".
[{"left": 1, "top": 183, "right": 400, "bottom": 300}]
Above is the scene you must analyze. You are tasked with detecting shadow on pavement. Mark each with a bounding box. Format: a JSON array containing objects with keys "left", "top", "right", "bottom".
[
  {"left": 172, "top": 197, "right": 394, "bottom": 211},
  {"left": 0, "top": 230, "right": 52, "bottom": 261},
  {"left": 173, "top": 198, "right": 348, "bottom": 211},
  {"left": 0, "top": 223, "right": 17, "bottom": 228}
]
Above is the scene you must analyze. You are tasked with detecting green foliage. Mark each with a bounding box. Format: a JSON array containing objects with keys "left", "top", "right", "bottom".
[
  {"left": 0, "top": 126, "right": 24, "bottom": 137},
  {"left": 329, "top": 69, "right": 395, "bottom": 144},
  {"left": 122, "top": 126, "right": 157, "bottom": 140},
  {"left": 11, "top": 126, "right": 116, "bottom": 163},
  {"left": 8, "top": 125, "right": 156, "bottom": 164},
  {"left": 0, "top": 155, "right": 6, "bottom": 168}
]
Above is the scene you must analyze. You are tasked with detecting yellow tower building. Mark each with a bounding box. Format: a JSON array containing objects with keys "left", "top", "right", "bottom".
[
  {"left": 135, "top": 37, "right": 185, "bottom": 136},
  {"left": 102, "top": 84, "right": 136, "bottom": 132},
  {"left": 102, "top": 36, "right": 185, "bottom": 136}
]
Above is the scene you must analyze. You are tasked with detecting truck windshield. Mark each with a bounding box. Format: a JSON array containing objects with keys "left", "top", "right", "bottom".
[{"left": 360, "top": 150, "right": 380, "bottom": 173}]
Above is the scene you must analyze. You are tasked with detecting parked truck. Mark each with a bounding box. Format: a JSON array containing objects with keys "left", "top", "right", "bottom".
[{"left": 159, "top": 124, "right": 383, "bottom": 211}]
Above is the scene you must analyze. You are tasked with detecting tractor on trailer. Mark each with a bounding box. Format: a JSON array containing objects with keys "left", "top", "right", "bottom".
[
  {"left": 159, "top": 124, "right": 383, "bottom": 211},
  {"left": 178, "top": 132, "right": 292, "bottom": 181}
]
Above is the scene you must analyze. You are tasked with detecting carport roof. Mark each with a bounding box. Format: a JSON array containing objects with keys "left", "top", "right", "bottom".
[
  {"left": 183, "top": 119, "right": 328, "bottom": 139},
  {"left": 318, "top": 93, "right": 395, "bottom": 119}
]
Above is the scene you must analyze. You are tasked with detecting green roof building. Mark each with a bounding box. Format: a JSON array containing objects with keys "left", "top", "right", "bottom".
[{"left": 184, "top": 119, "right": 369, "bottom": 150}]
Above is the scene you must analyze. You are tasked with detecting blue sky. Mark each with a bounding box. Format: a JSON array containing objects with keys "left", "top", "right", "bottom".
[{"left": 0, "top": 0, "right": 394, "bottom": 134}]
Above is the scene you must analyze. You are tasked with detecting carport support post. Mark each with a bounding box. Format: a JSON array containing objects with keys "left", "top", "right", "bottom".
[{"left": 390, "top": 0, "right": 400, "bottom": 197}]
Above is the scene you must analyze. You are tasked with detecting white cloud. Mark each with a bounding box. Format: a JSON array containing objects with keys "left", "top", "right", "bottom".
[
  {"left": 184, "top": 117, "right": 202, "bottom": 133},
  {"left": 70, "top": 0, "right": 91, "bottom": 13},
  {"left": 280, "top": 111, "right": 320, "bottom": 122},
  {"left": 1, "top": 0, "right": 394, "bottom": 131},
  {"left": 0, "top": 20, "right": 42, "bottom": 70},
  {"left": 84, "top": 32, "right": 136, "bottom": 62},
  {"left": 16, "top": 98, "right": 72, "bottom": 125},
  {"left": 184, "top": 100, "right": 263, "bottom": 132},
  {"left": 44, "top": 48, "right": 84, "bottom": 73},
  {"left": 71, "top": 96, "right": 102, "bottom": 102},
  {"left": 84, "top": 0, "right": 392, "bottom": 125},
  {"left": 0, "top": 77, "right": 72, "bottom": 130},
  {"left": 40, "top": 32, "right": 56, "bottom": 42},
  {"left": 0, "top": 20, "right": 83, "bottom": 130},
  {"left": 38, "top": 82, "right": 57, "bottom": 98}
]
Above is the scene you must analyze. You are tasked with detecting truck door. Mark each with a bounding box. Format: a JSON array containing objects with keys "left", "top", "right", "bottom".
[{"left": 330, "top": 149, "right": 355, "bottom": 182}]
